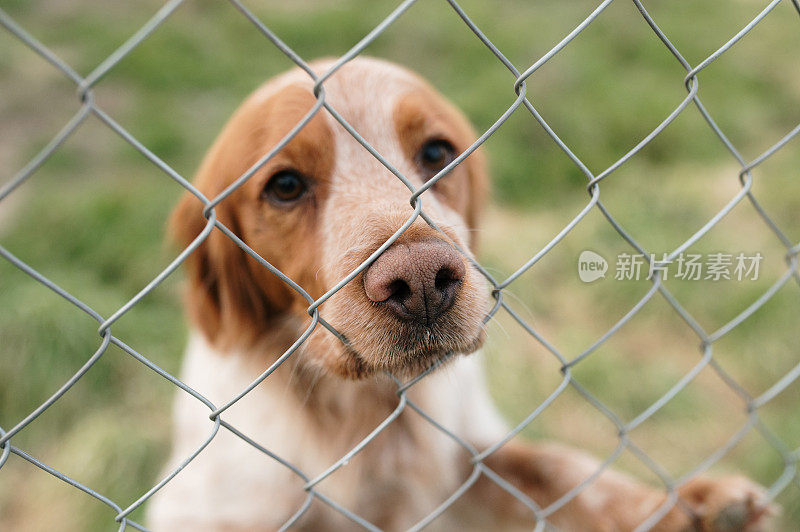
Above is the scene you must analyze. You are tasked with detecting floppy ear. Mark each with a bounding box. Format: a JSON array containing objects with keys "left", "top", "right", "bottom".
[
  {"left": 169, "top": 191, "right": 222, "bottom": 343},
  {"left": 464, "top": 147, "right": 489, "bottom": 250},
  {"left": 169, "top": 187, "right": 285, "bottom": 349},
  {"left": 168, "top": 95, "right": 285, "bottom": 348}
]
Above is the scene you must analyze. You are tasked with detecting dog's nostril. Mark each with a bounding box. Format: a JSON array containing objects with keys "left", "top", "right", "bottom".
[
  {"left": 387, "top": 279, "right": 411, "bottom": 302},
  {"left": 434, "top": 267, "right": 460, "bottom": 293}
]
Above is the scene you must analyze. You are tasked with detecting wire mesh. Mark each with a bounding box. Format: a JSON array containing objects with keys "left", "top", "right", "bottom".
[{"left": 1, "top": 0, "right": 799, "bottom": 530}]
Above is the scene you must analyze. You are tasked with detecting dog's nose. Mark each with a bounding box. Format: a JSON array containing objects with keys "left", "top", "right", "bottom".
[{"left": 363, "top": 238, "right": 466, "bottom": 326}]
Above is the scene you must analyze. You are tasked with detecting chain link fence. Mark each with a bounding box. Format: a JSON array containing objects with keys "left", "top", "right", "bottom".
[{"left": 1, "top": 0, "right": 799, "bottom": 530}]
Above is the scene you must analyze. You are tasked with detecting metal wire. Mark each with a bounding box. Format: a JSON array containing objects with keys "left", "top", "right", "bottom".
[{"left": 1, "top": 1, "right": 799, "bottom": 530}]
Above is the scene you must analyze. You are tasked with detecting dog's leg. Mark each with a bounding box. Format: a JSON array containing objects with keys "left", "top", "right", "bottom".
[{"left": 465, "top": 440, "right": 772, "bottom": 531}]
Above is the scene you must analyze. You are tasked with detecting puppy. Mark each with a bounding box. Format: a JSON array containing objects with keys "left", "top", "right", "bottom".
[{"left": 148, "top": 57, "right": 771, "bottom": 531}]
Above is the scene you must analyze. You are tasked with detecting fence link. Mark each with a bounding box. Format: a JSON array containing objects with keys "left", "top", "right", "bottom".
[{"left": 1, "top": 0, "right": 799, "bottom": 530}]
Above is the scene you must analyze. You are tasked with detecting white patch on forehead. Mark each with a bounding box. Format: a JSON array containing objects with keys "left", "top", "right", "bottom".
[
  {"left": 318, "top": 59, "right": 471, "bottom": 248},
  {"left": 319, "top": 60, "right": 419, "bottom": 184},
  {"left": 249, "top": 57, "right": 421, "bottom": 187},
  {"left": 249, "top": 57, "right": 471, "bottom": 247}
]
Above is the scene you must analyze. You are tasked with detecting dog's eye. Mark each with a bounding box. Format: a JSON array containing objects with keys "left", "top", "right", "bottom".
[
  {"left": 417, "top": 139, "right": 455, "bottom": 179},
  {"left": 262, "top": 170, "right": 307, "bottom": 204}
]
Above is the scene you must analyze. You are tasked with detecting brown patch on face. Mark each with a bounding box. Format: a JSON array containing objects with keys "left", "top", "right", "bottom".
[
  {"left": 170, "top": 84, "right": 334, "bottom": 350},
  {"left": 393, "top": 87, "right": 489, "bottom": 248}
]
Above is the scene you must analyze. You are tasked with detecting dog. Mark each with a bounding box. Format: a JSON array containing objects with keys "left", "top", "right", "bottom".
[{"left": 147, "top": 57, "right": 772, "bottom": 531}]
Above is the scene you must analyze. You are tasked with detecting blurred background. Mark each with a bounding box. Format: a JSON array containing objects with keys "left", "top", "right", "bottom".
[{"left": 1, "top": 0, "right": 799, "bottom": 529}]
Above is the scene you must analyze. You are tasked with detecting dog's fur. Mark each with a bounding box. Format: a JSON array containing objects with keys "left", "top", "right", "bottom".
[{"left": 148, "top": 57, "right": 771, "bottom": 531}]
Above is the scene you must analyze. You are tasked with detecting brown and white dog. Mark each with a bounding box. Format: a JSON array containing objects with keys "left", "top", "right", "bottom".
[{"left": 147, "top": 57, "right": 771, "bottom": 531}]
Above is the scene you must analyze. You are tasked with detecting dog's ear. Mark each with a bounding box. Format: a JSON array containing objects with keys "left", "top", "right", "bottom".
[
  {"left": 170, "top": 187, "right": 284, "bottom": 349},
  {"left": 169, "top": 190, "right": 222, "bottom": 344},
  {"left": 168, "top": 97, "right": 284, "bottom": 348},
  {"left": 464, "top": 147, "right": 489, "bottom": 250}
]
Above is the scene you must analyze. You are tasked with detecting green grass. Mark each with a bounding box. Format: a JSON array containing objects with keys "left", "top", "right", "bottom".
[{"left": 1, "top": 0, "right": 799, "bottom": 530}]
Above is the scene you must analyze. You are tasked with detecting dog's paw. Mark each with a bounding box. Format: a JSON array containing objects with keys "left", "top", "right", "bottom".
[{"left": 677, "top": 475, "right": 776, "bottom": 531}]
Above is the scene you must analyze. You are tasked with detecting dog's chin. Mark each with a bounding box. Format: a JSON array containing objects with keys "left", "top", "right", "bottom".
[{"left": 339, "top": 326, "right": 486, "bottom": 380}]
